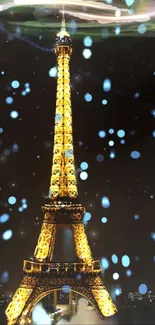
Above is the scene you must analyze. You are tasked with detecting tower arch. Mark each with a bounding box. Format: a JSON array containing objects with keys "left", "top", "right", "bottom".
[{"left": 17, "top": 286, "right": 97, "bottom": 324}]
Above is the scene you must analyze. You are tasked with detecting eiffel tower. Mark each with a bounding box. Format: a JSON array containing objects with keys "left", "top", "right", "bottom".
[{"left": 5, "top": 12, "right": 117, "bottom": 325}]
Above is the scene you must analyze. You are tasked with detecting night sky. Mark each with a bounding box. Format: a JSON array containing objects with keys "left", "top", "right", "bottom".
[{"left": 0, "top": 4, "right": 155, "bottom": 300}]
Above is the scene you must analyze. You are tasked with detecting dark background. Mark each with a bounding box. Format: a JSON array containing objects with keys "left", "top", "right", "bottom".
[{"left": 0, "top": 21, "right": 155, "bottom": 296}]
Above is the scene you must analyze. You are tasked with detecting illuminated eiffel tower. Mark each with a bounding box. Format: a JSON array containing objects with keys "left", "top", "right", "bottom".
[{"left": 5, "top": 12, "right": 117, "bottom": 325}]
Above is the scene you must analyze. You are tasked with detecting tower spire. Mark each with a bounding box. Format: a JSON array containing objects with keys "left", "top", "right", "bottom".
[{"left": 62, "top": 5, "right": 65, "bottom": 30}]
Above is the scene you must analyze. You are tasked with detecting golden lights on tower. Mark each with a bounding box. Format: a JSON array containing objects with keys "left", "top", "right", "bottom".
[{"left": 5, "top": 10, "right": 117, "bottom": 325}]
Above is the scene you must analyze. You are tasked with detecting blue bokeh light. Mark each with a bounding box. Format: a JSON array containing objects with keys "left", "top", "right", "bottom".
[
  {"left": 8, "top": 196, "right": 16, "bottom": 205},
  {"left": 138, "top": 283, "right": 148, "bottom": 295},
  {"left": 138, "top": 24, "right": 146, "bottom": 34},
  {"left": 126, "top": 0, "right": 135, "bottom": 6},
  {"left": 82, "top": 49, "right": 92, "bottom": 59},
  {"left": 151, "top": 109, "right": 155, "bottom": 118},
  {"left": 21, "top": 198, "right": 27, "bottom": 204},
  {"left": 101, "top": 196, "right": 110, "bottom": 208},
  {"left": 109, "top": 140, "right": 114, "bottom": 147},
  {"left": 96, "top": 154, "right": 104, "bottom": 162},
  {"left": 134, "top": 214, "right": 140, "bottom": 220},
  {"left": 80, "top": 171, "right": 88, "bottom": 180},
  {"left": 80, "top": 161, "right": 88, "bottom": 170},
  {"left": 134, "top": 92, "right": 140, "bottom": 98},
  {"left": 49, "top": 66, "right": 57, "bottom": 77},
  {"left": 130, "top": 150, "right": 141, "bottom": 159},
  {"left": 151, "top": 232, "right": 155, "bottom": 241},
  {"left": 101, "top": 217, "right": 107, "bottom": 224},
  {"left": 12, "top": 143, "right": 19, "bottom": 153},
  {"left": 69, "top": 19, "right": 77, "bottom": 33},
  {"left": 111, "top": 254, "right": 118, "bottom": 264},
  {"left": 103, "top": 79, "right": 111, "bottom": 92},
  {"left": 0, "top": 214, "right": 10, "bottom": 224},
  {"left": 11, "top": 80, "right": 20, "bottom": 89},
  {"left": 115, "top": 26, "right": 120, "bottom": 35},
  {"left": 55, "top": 114, "right": 62, "bottom": 122},
  {"left": 109, "top": 150, "right": 116, "bottom": 159},
  {"left": 6, "top": 97, "right": 13, "bottom": 104},
  {"left": 122, "top": 255, "right": 130, "bottom": 267},
  {"left": 23, "top": 203, "right": 28, "bottom": 209},
  {"left": 0, "top": 127, "right": 3, "bottom": 134},
  {"left": 109, "top": 128, "right": 114, "bottom": 134},
  {"left": 115, "top": 285, "right": 122, "bottom": 296},
  {"left": 83, "top": 36, "right": 93, "bottom": 47},
  {"left": 25, "top": 88, "right": 30, "bottom": 93},
  {"left": 117, "top": 129, "right": 125, "bottom": 138},
  {"left": 0, "top": 271, "right": 9, "bottom": 284},
  {"left": 2, "top": 230, "right": 13, "bottom": 241},
  {"left": 83, "top": 212, "right": 91, "bottom": 225},
  {"left": 10, "top": 111, "right": 18, "bottom": 119},
  {"left": 62, "top": 285, "right": 71, "bottom": 294},
  {"left": 126, "top": 269, "right": 132, "bottom": 277},
  {"left": 101, "top": 257, "right": 109, "bottom": 270},
  {"left": 76, "top": 274, "right": 82, "bottom": 280},
  {"left": 84, "top": 93, "right": 92, "bottom": 102},
  {"left": 18, "top": 207, "right": 24, "bottom": 212},
  {"left": 102, "top": 99, "right": 108, "bottom": 105},
  {"left": 98, "top": 130, "right": 106, "bottom": 138}
]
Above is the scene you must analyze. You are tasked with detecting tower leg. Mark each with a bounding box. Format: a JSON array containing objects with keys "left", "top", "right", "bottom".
[
  {"left": 34, "top": 222, "right": 56, "bottom": 262},
  {"left": 72, "top": 223, "right": 93, "bottom": 263},
  {"left": 5, "top": 276, "right": 39, "bottom": 325},
  {"left": 88, "top": 276, "right": 117, "bottom": 317},
  {"left": 72, "top": 224, "right": 117, "bottom": 317}
]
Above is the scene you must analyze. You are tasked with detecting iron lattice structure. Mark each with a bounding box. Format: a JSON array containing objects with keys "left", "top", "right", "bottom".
[{"left": 5, "top": 22, "right": 117, "bottom": 325}]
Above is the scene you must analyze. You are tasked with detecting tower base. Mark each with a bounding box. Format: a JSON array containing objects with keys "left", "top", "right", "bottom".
[{"left": 6, "top": 261, "right": 117, "bottom": 325}]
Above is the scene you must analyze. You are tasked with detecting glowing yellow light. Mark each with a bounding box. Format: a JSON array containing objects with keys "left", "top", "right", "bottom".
[{"left": 5, "top": 21, "right": 117, "bottom": 325}]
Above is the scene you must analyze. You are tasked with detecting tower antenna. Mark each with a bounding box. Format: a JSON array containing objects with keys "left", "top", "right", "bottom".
[{"left": 62, "top": 5, "right": 66, "bottom": 29}]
